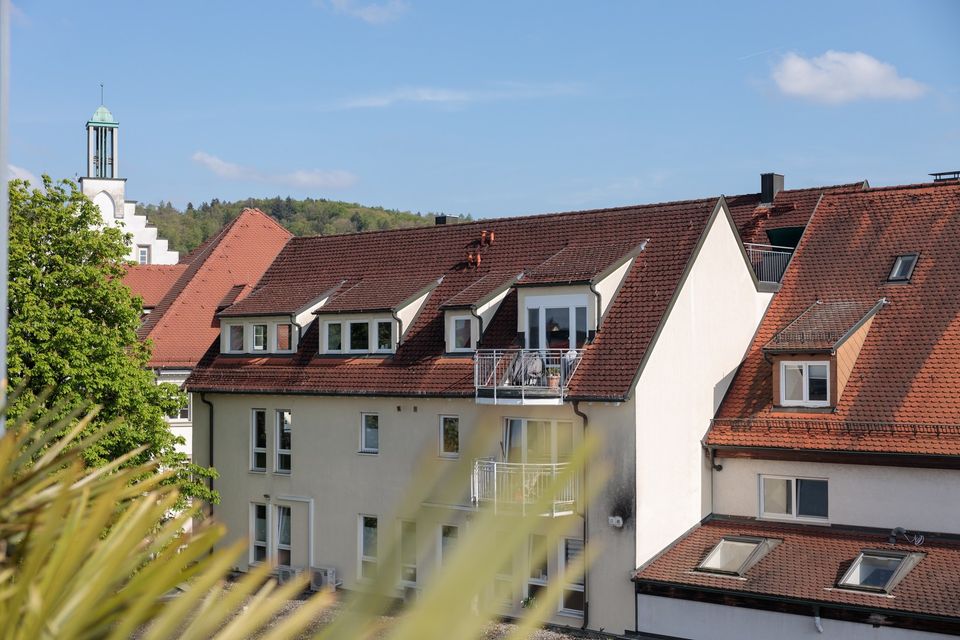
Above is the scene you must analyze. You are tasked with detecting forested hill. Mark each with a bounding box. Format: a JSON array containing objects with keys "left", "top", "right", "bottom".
[{"left": 136, "top": 197, "right": 460, "bottom": 254}]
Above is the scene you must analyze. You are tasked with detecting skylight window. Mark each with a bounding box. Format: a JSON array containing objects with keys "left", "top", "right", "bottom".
[
  {"left": 696, "top": 536, "right": 778, "bottom": 576},
  {"left": 838, "top": 550, "right": 924, "bottom": 593},
  {"left": 887, "top": 253, "right": 918, "bottom": 282}
]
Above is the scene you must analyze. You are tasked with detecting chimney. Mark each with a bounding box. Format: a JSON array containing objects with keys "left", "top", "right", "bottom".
[
  {"left": 434, "top": 214, "right": 460, "bottom": 225},
  {"left": 760, "top": 173, "right": 784, "bottom": 204}
]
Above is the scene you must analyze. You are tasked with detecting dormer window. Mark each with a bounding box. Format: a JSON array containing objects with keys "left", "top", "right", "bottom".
[
  {"left": 276, "top": 324, "right": 293, "bottom": 352},
  {"left": 322, "top": 318, "right": 396, "bottom": 354},
  {"left": 524, "top": 295, "right": 589, "bottom": 350},
  {"left": 252, "top": 324, "right": 268, "bottom": 351},
  {"left": 888, "top": 253, "right": 918, "bottom": 283},
  {"left": 350, "top": 322, "right": 370, "bottom": 352},
  {"left": 447, "top": 315, "right": 475, "bottom": 352},
  {"left": 376, "top": 320, "right": 393, "bottom": 352},
  {"left": 229, "top": 325, "right": 244, "bottom": 352},
  {"left": 780, "top": 361, "right": 829, "bottom": 407},
  {"left": 222, "top": 320, "right": 300, "bottom": 355},
  {"left": 326, "top": 322, "right": 343, "bottom": 352},
  {"left": 838, "top": 550, "right": 924, "bottom": 593}
]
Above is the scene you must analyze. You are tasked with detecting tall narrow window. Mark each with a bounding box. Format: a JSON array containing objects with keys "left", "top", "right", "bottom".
[
  {"left": 452, "top": 316, "right": 472, "bottom": 351},
  {"left": 361, "top": 413, "right": 379, "bottom": 454},
  {"left": 326, "top": 322, "right": 342, "bottom": 352},
  {"left": 493, "top": 531, "right": 513, "bottom": 608},
  {"left": 350, "top": 322, "right": 370, "bottom": 351},
  {"left": 229, "top": 325, "right": 244, "bottom": 352},
  {"left": 440, "top": 525, "right": 459, "bottom": 566},
  {"left": 528, "top": 534, "right": 548, "bottom": 601},
  {"left": 276, "top": 505, "right": 292, "bottom": 566},
  {"left": 376, "top": 320, "right": 393, "bottom": 352},
  {"left": 252, "top": 503, "right": 268, "bottom": 563},
  {"left": 276, "top": 410, "right": 292, "bottom": 473},
  {"left": 137, "top": 246, "right": 150, "bottom": 265},
  {"left": 439, "top": 415, "right": 459, "bottom": 458},
  {"left": 360, "top": 515, "right": 378, "bottom": 579},
  {"left": 527, "top": 308, "right": 540, "bottom": 349},
  {"left": 251, "top": 409, "right": 267, "bottom": 471},
  {"left": 276, "top": 324, "right": 293, "bottom": 351},
  {"left": 400, "top": 520, "right": 417, "bottom": 584},
  {"left": 253, "top": 324, "right": 267, "bottom": 351},
  {"left": 560, "top": 538, "right": 585, "bottom": 615}
]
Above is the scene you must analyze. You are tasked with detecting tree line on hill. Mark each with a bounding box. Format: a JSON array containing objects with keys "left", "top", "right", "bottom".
[{"left": 138, "top": 196, "right": 468, "bottom": 254}]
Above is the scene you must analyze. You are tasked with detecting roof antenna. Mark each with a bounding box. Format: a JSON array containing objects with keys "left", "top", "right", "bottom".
[{"left": 100, "top": 82, "right": 104, "bottom": 105}]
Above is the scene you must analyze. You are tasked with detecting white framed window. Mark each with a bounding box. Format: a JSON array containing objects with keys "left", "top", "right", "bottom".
[
  {"left": 252, "top": 324, "right": 268, "bottom": 351},
  {"left": 349, "top": 321, "right": 370, "bottom": 352},
  {"left": 360, "top": 413, "right": 379, "bottom": 454},
  {"left": 275, "top": 410, "right": 292, "bottom": 473},
  {"left": 400, "top": 520, "right": 417, "bottom": 585},
  {"left": 559, "top": 538, "right": 584, "bottom": 616},
  {"left": 525, "top": 295, "right": 589, "bottom": 350},
  {"left": 527, "top": 533, "right": 548, "bottom": 602},
  {"left": 760, "top": 475, "right": 828, "bottom": 521},
  {"left": 780, "top": 361, "right": 830, "bottom": 407},
  {"left": 359, "top": 515, "right": 378, "bottom": 579},
  {"left": 228, "top": 325, "right": 244, "bottom": 352},
  {"left": 505, "top": 418, "right": 574, "bottom": 464},
  {"left": 276, "top": 505, "right": 292, "bottom": 567},
  {"left": 838, "top": 550, "right": 923, "bottom": 593},
  {"left": 168, "top": 395, "right": 191, "bottom": 422},
  {"left": 697, "top": 536, "right": 778, "bottom": 576},
  {"left": 888, "top": 253, "right": 919, "bottom": 283},
  {"left": 251, "top": 409, "right": 267, "bottom": 472},
  {"left": 276, "top": 323, "right": 294, "bottom": 352},
  {"left": 251, "top": 503, "right": 268, "bottom": 564},
  {"left": 440, "top": 524, "right": 459, "bottom": 566},
  {"left": 375, "top": 320, "right": 394, "bottom": 352},
  {"left": 137, "top": 245, "right": 150, "bottom": 265},
  {"left": 325, "top": 322, "right": 343, "bottom": 353},
  {"left": 450, "top": 315, "right": 474, "bottom": 352},
  {"left": 439, "top": 415, "right": 459, "bottom": 458}
]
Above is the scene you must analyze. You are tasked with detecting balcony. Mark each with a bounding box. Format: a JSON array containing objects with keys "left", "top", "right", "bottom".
[
  {"left": 744, "top": 243, "right": 793, "bottom": 284},
  {"left": 470, "top": 459, "right": 579, "bottom": 517},
  {"left": 474, "top": 349, "right": 583, "bottom": 405}
]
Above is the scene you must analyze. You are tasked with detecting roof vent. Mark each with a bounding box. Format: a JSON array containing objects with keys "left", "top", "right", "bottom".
[
  {"left": 435, "top": 214, "right": 460, "bottom": 225},
  {"left": 930, "top": 171, "right": 960, "bottom": 183},
  {"left": 760, "top": 173, "right": 784, "bottom": 204}
]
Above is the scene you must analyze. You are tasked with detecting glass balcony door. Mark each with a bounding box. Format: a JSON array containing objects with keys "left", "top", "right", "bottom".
[
  {"left": 505, "top": 418, "right": 574, "bottom": 465},
  {"left": 526, "top": 306, "right": 588, "bottom": 350}
]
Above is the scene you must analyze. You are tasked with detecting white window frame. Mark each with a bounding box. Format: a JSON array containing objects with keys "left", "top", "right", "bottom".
[
  {"left": 374, "top": 319, "right": 395, "bottom": 353},
  {"left": 275, "top": 409, "right": 292, "bottom": 473},
  {"left": 504, "top": 417, "right": 575, "bottom": 464},
  {"left": 779, "top": 360, "right": 830, "bottom": 407},
  {"left": 137, "top": 245, "right": 150, "bottom": 265},
  {"left": 275, "top": 322, "right": 295, "bottom": 352},
  {"left": 250, "top": 502, "right": 269, "bottom": 564},
  {"left": 759, "top": 474, "right": 829, "bottom": 522},
  {"left": 360, "top": 413, "right": 379, "bottom": 454},
  {"left": 523, "top": 293, "right": 589, "bottom": 351},
  {"left": 226, "top": 324, "right": 245, "bottom": 353},
  {"left": 169, "top": 395, "right": 191, "bottom": 423},
  {"left": 449, "top": 315, "right": 474, "bottom": 352},
  {"left": 439, "top": 524, "right": 459, "bottom": 567},
  {"left": 558, "top": 537, "right": 585, "bottom": 617},
  {"left": 359, "top": 514, "right": 378, "bottom": 580},
  {"left": 348, "top": 321, "right": 371, "bottom": 353},
  {"left": 250, "top": 408, "right": 267, "bottom": 472},
  {"left": 438, "top": 415, "right": 460, "bottom": 458},
  {"left": 324, "top": 321, "right": 344, "bottom": 353},
  {"left": 275, "top": 505, "right": 292, "bottom": 568},
  {"left": 252, "top": 324, "right": 268, "bottom": 351},
  {"left": 399, "top": 520, "right": 417, "bottom": 586}
]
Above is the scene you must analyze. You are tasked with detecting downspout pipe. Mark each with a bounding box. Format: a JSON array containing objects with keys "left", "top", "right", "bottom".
[
  {"left": 391, "top": 309, "right": 403, "bottom": 347},
  {"left": 572, "top": 400, "right": 590, "bottom": 631},
  {"left": 469, "top": 305, "right": 484, "bottom": 347},
  {"left": 588, "top": 282, "right": 602, "bottom": 335},
  {"left": 290, "top": 313, "right": 304, "bottom": 349},
  {"left": 200, "top": 392, "right": 215, "bottom": 517}
]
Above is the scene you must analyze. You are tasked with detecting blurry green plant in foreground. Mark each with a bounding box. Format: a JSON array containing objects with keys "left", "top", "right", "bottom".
[{"left": 0, "top": 395, "right": 600, "bottom": 639}]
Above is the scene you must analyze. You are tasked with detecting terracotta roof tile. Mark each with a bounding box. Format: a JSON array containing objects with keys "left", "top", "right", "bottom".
[
  {"left": 519, "top": 240, "right": 644, "bottom": 285},
  {"left": 123, "top": 264, "right": 187, "bottom": 308},
  {"left": 634, "top": 518, "right": 960, "bottom": 621},
  {"left": 764, "top": 299, "right": 885, "bottom": 352}
]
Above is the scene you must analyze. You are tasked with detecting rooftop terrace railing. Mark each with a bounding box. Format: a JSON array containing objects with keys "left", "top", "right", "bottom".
[
  {"left": 474, "top": 349, "right": 583, "bottom": 404},
  {"left": 744, "top": 243, "right": 793, "bottom": 284}
]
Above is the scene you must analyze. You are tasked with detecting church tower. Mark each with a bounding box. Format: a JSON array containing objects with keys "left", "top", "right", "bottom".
[{"left": 79, "top": 102, "right": 179, "bottom": 265}]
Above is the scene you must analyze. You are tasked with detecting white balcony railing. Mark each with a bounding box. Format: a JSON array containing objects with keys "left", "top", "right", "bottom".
[
  {"left": 744, "top": 243, "right": 793, "bottom": 283},
  {"left": 470, "top": 459, "right": 579, "bottom": 517},
  {"left": 474, "top": 349, "right": 583, "bottom": 404}
]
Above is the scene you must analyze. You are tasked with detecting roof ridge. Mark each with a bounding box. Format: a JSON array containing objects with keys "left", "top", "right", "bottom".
[{"left": 855, "top": 180, "right": 960, "bottom": 194}]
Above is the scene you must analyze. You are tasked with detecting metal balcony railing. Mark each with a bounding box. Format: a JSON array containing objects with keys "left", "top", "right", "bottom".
[
  {"left": 470, "top": 459, "right": 579, "bottom": 517},
  {"left": 474, "top": 349, "right": 583, "bottom": 404},
  {"left": 744, "top": 243, "right": 793, "bottom": 283}
]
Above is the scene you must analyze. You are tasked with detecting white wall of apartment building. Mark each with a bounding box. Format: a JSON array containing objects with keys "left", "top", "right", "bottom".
[
  {"left": 713, "top": 457, "right": 960, "bottom": 534},
  {"left": 156, "top": 369, "right": 193, "bottom": 456},
  {"left": 636, "top": 594, "right": 951, "bottom": 640},
  {"left": 632, "top": 203, "right": 773, "bottom": 576}
]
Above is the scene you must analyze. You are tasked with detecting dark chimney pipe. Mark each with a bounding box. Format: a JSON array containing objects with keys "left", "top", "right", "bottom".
[
  {"left": 434, "top": 214, "right": 460, "bottom": 226},
  {"left": 761, "top": 173, "right": 784, "bottom": 204}
]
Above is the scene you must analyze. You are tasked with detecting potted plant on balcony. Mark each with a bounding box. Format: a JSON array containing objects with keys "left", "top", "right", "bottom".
[{"left": 546, "top": 365, "right": 561, "bottom": 389}]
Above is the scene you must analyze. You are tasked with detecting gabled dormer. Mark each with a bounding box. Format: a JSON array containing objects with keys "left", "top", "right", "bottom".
[
  {"left": 439, "top": 272, "right": 520, "bottom": 353},
  {"left": 764, "top": 299, "right": 887, "bottom": 409}
]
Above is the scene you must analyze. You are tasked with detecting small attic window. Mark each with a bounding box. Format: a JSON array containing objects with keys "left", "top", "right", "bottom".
[
  {"left": 887, "top": 253, "right": 918, "bottom": 283},
  {"left": 838, "top": 550, "right": 924, "bottom": 593},
  {"left": 696, "top": 536, "right": 778, "bottom": 576}
]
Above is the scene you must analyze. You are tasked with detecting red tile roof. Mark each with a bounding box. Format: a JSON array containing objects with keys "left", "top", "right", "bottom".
[
  {"left": 764, "top": 299, "right": 885, "bottom": 352},
  {"left": 439, "top": 271, "right": 521, "bottom": 309},
  {"left": 709, "top": 181, "right": 960, "bottom": 456},
  {"left": 315, "top": 275, "right": 442, "bottom": 314},
  {"left": 519, "top": 240, "right": 645, "bottom": 285},
  {"left": 136, "top": 209, "right": 292, "bottom": 368},
  {"left": 634, "top": 518, "right": 960, "bottom": 621},
  {"left": 123, "top": 264, "right": 188, "bottom": 308},
  {"left": 188, "top": 198, "right": 724, "bottom": 399}
]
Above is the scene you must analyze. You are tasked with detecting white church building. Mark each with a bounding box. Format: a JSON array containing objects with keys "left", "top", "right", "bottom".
[{"left": 79, "top": 104, "right": 178, "bottom": 265}]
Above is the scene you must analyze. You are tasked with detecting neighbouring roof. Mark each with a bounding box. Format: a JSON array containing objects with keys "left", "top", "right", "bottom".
[
  {"left": 633, "top": 518, "right": 960, "bottom": 623},
  {"left": 709, "top": 181, "right": 960, "bottom": 456},
  {"left": 123, "top": 264, "right": 188, "bottom": 308},
  {"left": 314, "top": 276, "right": 442, "bottom": 314},
  {"left": 439, "top": 271, "right": 521, "bottom": 309},
  {"left": 518, "top": 240, "right": 646, "bottom": 286},
  {"left": 764, "top": 299, "right": 886, "bottom": 353},
  {"left": 132, "top": 208, "right": 292, "bottom": 369},
  {"left": 188, "top": 197, "right": 727, "bottom": 399}
]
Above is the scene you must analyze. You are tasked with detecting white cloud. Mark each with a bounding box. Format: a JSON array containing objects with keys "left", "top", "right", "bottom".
[
  {"left": 340, "top": 82, "right": 581, "bottom": 109},
  {"left": 8, "top": 164, "right": 39, "bottom": 185},
  {"left": 773, "top": 51, "right": 927, "bottom": 104},
  {"left": 321, "top": 0, "right": 408, "bottom": 24},
  {"left": 191, "top": 152, "right": 357, "bottom": 190}
]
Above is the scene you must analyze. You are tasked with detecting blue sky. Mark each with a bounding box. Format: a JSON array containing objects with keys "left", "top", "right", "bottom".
[{"left": 8, "top": 1, "right": 960, "bottom": 217}]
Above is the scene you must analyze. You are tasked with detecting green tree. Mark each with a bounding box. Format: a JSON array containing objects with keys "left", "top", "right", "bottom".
[{"left": 6, "top": 177, "right": 216, "bottom": 504}]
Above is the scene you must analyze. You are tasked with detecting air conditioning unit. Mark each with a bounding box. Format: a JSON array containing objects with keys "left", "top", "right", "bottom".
[
  {"left": 309, "top": 566, "right": 339, "bottom": 592},
  {"left": 276, "top": 566, "right": 304, "bottom": 585}
]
